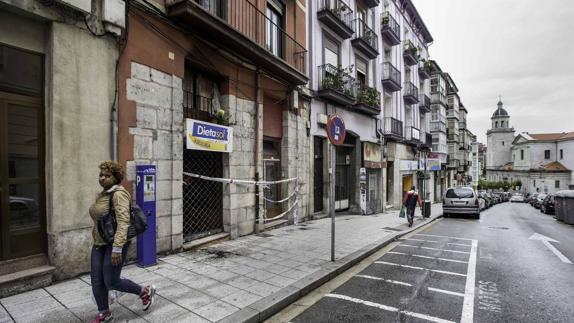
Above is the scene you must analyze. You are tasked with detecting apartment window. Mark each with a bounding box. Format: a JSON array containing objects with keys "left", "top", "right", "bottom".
[
  {"left": 265, "top": 0, "right": 284, "bottom": 57},
  {"left": 356, "top": 59, "right": 368, "bottom": 86},
  {"left": 324, "top": 37, "right": 339, "bottom": 66},
  {"left": 384, "top": 49, "right": 391, "bottom": 62},
  {"left": 521, "top": 149, "right": 524, "bottom": 160},
  {"left": 560, "top": 149, "right": 563, "bottom": 159},
  {"left": 495, "top": 121, "right": 498, "bottom": 128},
  {"left": 555, "top": 180, "right": 560, "bottom": 188},
  {"left": 544, "top": 150, "right": 550, "bottom": 159}
]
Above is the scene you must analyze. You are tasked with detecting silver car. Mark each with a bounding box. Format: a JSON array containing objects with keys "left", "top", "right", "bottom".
[{"left": 443, "top": 187, "right": 481, "bottom": 219}]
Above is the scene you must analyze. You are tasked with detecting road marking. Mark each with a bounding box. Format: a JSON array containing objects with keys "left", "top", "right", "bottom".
[
  {"left": 428, "top": 287, "right": 465, "bottom": 297},
  {"left": 388, "top": 251, "right": 468, "bottom": 264},
  {"left": 529, "top": 233, "right": 573, "bottom": 264},
  {"left": 398, "top": 244, "right": 471, "bottom": 254},
  {"left": 401, "top": 238, "right": 472, "bottom": 248},
  {"left": 325, "top": 293, "right": 456, "bottom": 323},
  {"left": 461, "top": 239, "right": 478, "bottom": 323},
  {"left": 477, "top": 280, "right": 502, "bottom": 313},
  {"left": 355, "top": 274, "right": 412, "bottom": 286},
  {"left": 374, "top": 261, "right": 467, "bottom": 277},
  {"left": 416, "top": 233, "right": 474, "bottom": 241}
]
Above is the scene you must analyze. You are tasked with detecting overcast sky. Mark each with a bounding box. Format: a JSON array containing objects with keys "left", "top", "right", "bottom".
[{"left": 412, "top": 0, "right": 574, "bottom": 144}]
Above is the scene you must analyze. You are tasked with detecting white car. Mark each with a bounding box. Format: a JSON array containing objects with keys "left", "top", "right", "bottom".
[{"left": 510, "top": 194, "right": 525, "bottom": 203}]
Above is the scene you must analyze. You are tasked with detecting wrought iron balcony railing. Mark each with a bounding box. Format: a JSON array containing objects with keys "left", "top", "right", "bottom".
[
  {"left": 317, "top": 63, "right": 356, "bottom": 105},
  {"left": 355, "top": 83, "right": 381, "bottom": 115},
  {"left": 351, "top": 18, "right": 379, "bottom": 59},
  {"left": 403, "top": 40, "right": 418, "bottom": 66},
  {"left": 317, "top": 0, "right": 355, "bottom": 39},
  {"left": 380, "top": 12, "right": 400, "bottom": 46},
  {"left": 383, "top": 117, "right": 403, "bottom": 138},
  {"left": 381, "top": 62, "right": 401, "bottom": 92},
  {"left": 403, "top": 81, "right": 419, "bottom": 104},
  {"left": 406, "top": 126, "right": 420, "bottom": 142}
]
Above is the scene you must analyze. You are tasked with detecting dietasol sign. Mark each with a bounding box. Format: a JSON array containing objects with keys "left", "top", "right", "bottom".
[{"left": 186, "top": 119, "right": 233, "bottom": 153}]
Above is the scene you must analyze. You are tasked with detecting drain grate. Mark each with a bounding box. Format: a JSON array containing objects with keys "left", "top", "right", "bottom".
[
  {"left": 382, "top": 227, "right": 402, "bottom": 232},
  {"left": 488, "top": 226, "right": 509, "bottom": 230}
]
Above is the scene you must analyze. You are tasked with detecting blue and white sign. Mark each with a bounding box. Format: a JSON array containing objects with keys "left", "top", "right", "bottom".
[{"left": 186, "top": 119, "right": 233, "bottom": 153}]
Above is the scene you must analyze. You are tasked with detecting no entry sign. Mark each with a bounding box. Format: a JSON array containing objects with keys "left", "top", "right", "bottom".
[{"left": 326, "top": 114, "right": 346, "bottom": 146}]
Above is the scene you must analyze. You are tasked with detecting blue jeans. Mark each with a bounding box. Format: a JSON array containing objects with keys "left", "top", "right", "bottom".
[
  {"left": 90, "top": 243, "right": 142, "bottom": 311},
  {"left": 406, "top": 207, "right": 415, "bottom": 224}
]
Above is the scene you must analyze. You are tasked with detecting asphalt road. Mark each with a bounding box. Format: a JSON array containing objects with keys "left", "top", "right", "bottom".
[{"left": 281, "top": 202, "right": 574, "bottom": 323}]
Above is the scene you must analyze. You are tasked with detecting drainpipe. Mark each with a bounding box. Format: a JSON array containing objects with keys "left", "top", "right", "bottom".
[{"left": 254, "top": 67, "right": 261, "bottom": 234}]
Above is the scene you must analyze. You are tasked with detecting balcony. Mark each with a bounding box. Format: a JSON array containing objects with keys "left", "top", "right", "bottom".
[
  {"left": 431, "top": 92, "right": 447, "bottom": 106},
  {"left": 448, "top": 158, "right": 460, "bottom": 169},
  {"left": 430, "top": 121, "right": 446, "bottom": 133},
  {"left": 447, "top": 132, "right": 460, "bottom": 142},
  {"left": 354, "top": 83, "right": 381, "bottom": 115},
  {"left": 403, "top": 81, "right": 419, "bottom": 104},
  {"left": 459, "top": 120, "right": 467, "bottom": 129},
  {"left": 447, "top": 108, "right": 460, "bottom": 120},
  {"left": 418, "top": 60, "right": 431, "bottom": 79},
  {"left": 380, "top": 12, "right": 400, "bottom": 46},
  {"left": 317, "top": 0, "right": 354, "bottom": 39},
  {"left": 419, "top": 94, "right": 431, "bottom": 113},
  {"left": 317, "top": 64, "right": 356, "bottom": 106},
  {"left": 405, "top": 126, "right": 421, "bottom": 145},
  {"left": 420, "top": 132, "right": 433, "bottom": 150},
  {"left": 403, "top": 40, "right": 418, "bottom": 66},
  {"left": 351, "top": 19, "right": 379, "bottom": 59},
  {"left": 382, "top": 117, "right": 403, "bottom": 141},
  {"left": 167, "top": 0, "right": 307, "bottom": 85},
  {"left": 381, "top": 62, "right": 401, "bottom": 92}
]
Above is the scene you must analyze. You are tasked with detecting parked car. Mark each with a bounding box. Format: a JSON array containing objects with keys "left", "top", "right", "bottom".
[
  {"left": 541, "top": 194, "right": 555, "bottom": 214},
  {"left": 478, "top": 191, "right": 492, "bottom": 209},
  {"left": 510, "top": 193, "right": 525, "bottom": 203},
  {"left": 529, "top": 193, "right": 539, "bottom": 206},
  {"left": 478, "top": 197, "right": 486, "bottom": 211},
  {"left": 443, "top": 187, "right": 481, "bottom": 219},
  {"left": 492, "top": 192, "right": 503, "bottom": 204},
  {"left": 533, "top": 193, "right": 547, "bottom": 209}
]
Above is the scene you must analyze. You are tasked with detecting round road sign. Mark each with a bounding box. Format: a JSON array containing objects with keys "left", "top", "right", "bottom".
[{"left": 326, "top": 114, "right": 346, "bottom": 146}]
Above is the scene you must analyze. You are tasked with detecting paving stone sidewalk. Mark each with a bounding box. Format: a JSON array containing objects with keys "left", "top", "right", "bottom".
[{"left": 0, "top": 205, "right": 442, "bottom": 323}]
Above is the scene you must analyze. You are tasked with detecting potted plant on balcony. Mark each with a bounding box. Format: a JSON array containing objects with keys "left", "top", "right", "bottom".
[
  {"left": 381, "top": 11, "right": 390, "bottom": 25},
  {"left": 322, "top": 65, "right": 353, "bottom": 94},
  {"left": 357, "top": 86, "right": 380, "bottom": 108}
]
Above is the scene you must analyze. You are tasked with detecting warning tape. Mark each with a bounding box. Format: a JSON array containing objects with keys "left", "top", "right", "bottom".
[
  {"left": 263, "top": 200, "right": 299, "bottom": 223},
  {"left": 260, "top": 185, "right": 298, "bottom": 203},
  {"left": 183, "top": 172, "right": 297, "bottom": 186}
]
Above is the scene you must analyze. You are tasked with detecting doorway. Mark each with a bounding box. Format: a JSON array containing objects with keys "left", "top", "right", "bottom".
[
  {"left": 0, "top": 92, "right": 46, "bottom": 260},
  {"left": 402, "top": 174, "right": 413, "bottom": 200},
  {"left": 335, "top": 146, "right": 353, "bottom": 211},
  {"left": 263, "top": 139, "right": 282, "bottom": 219}
]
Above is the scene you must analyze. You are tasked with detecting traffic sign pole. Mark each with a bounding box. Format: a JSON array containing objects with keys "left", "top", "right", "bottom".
[{"left": 326, "top": 114, "right": 345, "bottom": 262}]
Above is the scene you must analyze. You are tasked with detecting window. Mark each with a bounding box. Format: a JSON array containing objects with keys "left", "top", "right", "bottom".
[
  {"left": 560, "top": 149, "right": 563, "bottom": 159},
  {"left": 544, "top": 150, "right": 550, "bottom": 159},
  {"left": 521, "top": 149, "right": 524, "bottom": 160},
  {"left": 495, "top": 121, "right": 498, "bottom": 128},
  {"left": 502, "top": 141, "right": 504, "bottom": 146},
  {"left": 324, "top": 37, "right": 339, "bottom": 67},
  {"left": 356, "top": 59, "right": 368, "bottom": 86},
  {"left": 555, "top": 180, "right": 560, "bottom": 188},
  {"left": 265, "top": 1, "right": 284, "bottom": 57},
  {"left": 501, "top": 121, "right": 504, "bottom": 127},
  {"left": 534, "top": 180, "right": 536, "bottom": 187}
]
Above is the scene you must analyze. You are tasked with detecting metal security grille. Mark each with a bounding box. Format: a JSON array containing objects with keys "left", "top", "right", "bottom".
[
  {"left": 366, "top": 169, "right": 381, "bottom": 214},
  {"left": 182, "top": 80, "right": 223, "bottom": 242},
  {"left": 183, "top": 148, "right": 224, "bottom": 242}
]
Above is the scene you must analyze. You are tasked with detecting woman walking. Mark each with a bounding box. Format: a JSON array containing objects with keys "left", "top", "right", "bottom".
[{"left": 89, "top": 161, "right": 155, "bottom": 322}]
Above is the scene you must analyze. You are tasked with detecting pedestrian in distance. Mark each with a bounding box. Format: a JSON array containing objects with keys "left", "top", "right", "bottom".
[
  {"left": 403, "top": 185, "right": 423, "bottom": 227},
  {"left": 89, "top": 161, "right": 155, "bottom": 323}
]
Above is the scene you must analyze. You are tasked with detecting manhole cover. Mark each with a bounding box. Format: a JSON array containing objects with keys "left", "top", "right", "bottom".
[
  {"left": 382, "top": 227, "right": 402, "bottom": 232},
  {"left": 488, "top": 226, "right": 509, "bottom": 230}
]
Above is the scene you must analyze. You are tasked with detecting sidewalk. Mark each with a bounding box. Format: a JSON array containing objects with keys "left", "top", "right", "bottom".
[{"left": 0, "top": 205, "right": 442, "bottom": 323}]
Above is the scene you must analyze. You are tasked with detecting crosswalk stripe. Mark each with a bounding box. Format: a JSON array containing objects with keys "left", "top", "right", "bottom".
[
  {"left": 388, "top": 251, "right": 468, "bottom": 264},
  {"left": 355, "top": 274, "right": 413, "bottom": 286},
  {"left": 398, "top": 244, "right": 471, "bottom": 254}
]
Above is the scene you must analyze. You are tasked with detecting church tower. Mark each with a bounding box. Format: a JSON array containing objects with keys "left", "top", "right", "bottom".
[{"left": 486, "top": 99, "right": 515, "bottom": 169}]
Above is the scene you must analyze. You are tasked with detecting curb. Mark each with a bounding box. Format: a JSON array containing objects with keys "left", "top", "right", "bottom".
[{"left": 217, "top": 214, "right": 443, "bottom": 323}]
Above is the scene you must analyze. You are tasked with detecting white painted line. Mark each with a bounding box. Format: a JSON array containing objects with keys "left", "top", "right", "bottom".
[
  {"left": 325, "top": 293, "right": 456, "bottom": 323},
  {"left": 398, "top": 244, "right": 470, "bottom": 254},
  {"left": 388, "top": 251, "right": 468, "bottom": 264},
  {"left": 461, "top": 239, "right": 479, "bottom": 323},
  {"left": 529, "top": 233, "right": 573, "bottom": 264},
  {"left": 375, "top": 261, "right": 467, "bottom": 277},
  {"left": 429, "top": 287, "right": 465, "bottom": 297},
  {"left": 402, "top": 238, "right": 472, "bottom": 248},
  {"left": 355, "top": 274, "right": 413, "bottom": 286},
  {"left": 416, "top": 233, "right": 474, "bottom": 241}
]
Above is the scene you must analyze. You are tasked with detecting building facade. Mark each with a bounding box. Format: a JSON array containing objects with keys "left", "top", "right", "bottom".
[{"left": 485, "top": 101, "right": 573, "bottom": 193}]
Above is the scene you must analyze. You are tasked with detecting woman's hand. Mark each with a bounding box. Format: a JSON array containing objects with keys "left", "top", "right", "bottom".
[{"left": 111, "top": 252, "right": 122, "bottom": 266}]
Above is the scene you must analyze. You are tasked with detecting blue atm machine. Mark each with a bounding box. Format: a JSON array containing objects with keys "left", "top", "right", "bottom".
[{"left": 136, "top": 165, "right": 157, "bottom": 267}]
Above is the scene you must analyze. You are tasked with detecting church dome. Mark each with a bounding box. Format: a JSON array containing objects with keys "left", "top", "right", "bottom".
[{"left": 492, "top": 99, "right": 509, "bottom": 118}]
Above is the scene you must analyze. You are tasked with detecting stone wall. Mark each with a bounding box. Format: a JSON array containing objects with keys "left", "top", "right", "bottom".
[{"left": 125, "top": 62, "right": 184, "bottom": 252}]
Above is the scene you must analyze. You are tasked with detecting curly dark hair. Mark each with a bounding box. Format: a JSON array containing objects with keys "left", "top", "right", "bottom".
[{"left": 99, "top": 160, "right": 124, "bottom": 184}]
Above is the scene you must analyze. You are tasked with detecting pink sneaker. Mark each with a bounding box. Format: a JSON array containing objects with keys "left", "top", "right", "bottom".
[
  {"left": 92, "top": 311, "right": 113, "bottom": 323},
  {"left": 140, "top": 285, "right": 156, "bottom": 311}
]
